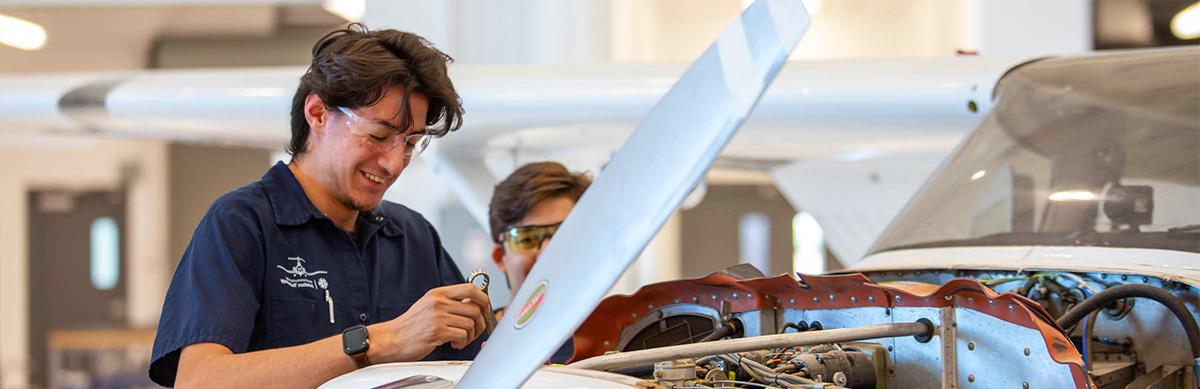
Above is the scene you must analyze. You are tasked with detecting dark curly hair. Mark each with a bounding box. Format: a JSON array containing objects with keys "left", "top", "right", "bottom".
[
  {"left": 488, "top": 162, "right": 592, "bottom": 243},
  {"left": 288, "top": 23, "right": 464, "bottom": 156}
]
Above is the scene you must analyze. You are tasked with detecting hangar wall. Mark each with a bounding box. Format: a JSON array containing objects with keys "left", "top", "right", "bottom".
[
  {"left": 0, "top": 139, "right": 169, "bottom": 387},
  {"left": 0, "top": 139, "right": 268, "bottom": 387}
]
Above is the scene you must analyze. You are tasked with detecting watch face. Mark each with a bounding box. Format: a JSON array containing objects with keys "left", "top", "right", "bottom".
[{"left": 343, "top": 325, "right": 369, "bottom": 355}]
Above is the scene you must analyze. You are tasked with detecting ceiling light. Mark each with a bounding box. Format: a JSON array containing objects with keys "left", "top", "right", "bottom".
[
  {"left": 0, "top": 13, "right": 47, "bottom": 51},
  {"left": 1171, "top": 2, "right": 1200, "bottom": 40},
  {"left": 1048, "top": 190, "right": 1098, "bottom": 202},
  {"left": 323, "top": 0, "right": 366, "bottom": 23}
]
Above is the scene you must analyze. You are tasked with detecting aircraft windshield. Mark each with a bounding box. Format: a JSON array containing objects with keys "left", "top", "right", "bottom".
[{"left": 872, "top": 48, "right": 1200, "bottom": 254}]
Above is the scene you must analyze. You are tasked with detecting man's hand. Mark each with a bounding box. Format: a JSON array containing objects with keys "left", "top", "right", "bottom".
[{"left": 369, "top": 283, "right": 490, "bottom": 363}]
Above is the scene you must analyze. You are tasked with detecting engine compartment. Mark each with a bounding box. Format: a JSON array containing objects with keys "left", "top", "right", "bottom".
[{"left": 568, "top": 265, "right": 1199, "bottom": 388}]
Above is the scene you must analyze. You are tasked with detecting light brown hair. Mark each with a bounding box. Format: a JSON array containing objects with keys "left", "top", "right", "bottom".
[{"left": 488, "top": 162, "right": 592, "bottom": 242}]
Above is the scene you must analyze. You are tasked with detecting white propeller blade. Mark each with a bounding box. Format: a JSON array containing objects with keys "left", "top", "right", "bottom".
[{"left": 458, "top": 1, "right": 811, "bottom": 387}]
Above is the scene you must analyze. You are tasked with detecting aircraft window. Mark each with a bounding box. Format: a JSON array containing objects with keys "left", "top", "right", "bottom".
[{"left": 872, "top": 48, "right": 1200, "bottom": 254}]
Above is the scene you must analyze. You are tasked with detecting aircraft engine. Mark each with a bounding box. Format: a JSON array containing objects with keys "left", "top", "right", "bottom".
[{"left": 566, "top": 264, "right": 1200, "bottom": 388}]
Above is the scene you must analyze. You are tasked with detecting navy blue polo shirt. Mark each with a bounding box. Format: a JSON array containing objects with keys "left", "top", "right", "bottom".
[{"left": 149, "top": 162, "right": 481, "bottom": 387}]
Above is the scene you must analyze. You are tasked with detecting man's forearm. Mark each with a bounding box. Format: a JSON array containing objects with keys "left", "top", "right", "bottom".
[{"left": 176, "top": 335, "right": 355, "bottom": 389}]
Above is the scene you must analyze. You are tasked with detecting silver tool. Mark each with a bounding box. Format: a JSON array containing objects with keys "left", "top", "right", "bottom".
[{"left": 469, "top": 269, "right": 497, "bottom": 335}]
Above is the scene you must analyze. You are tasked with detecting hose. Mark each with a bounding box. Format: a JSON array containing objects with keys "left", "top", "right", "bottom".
[
  {"left": 607, "top": 364, "right": 655, "bottom": 377},
  {"left": 1080, "top": 287, "right": 1094, "bottom": 372},
  {"left": 699, "top": 323, "right": 735, "bottom": 343},
  {"left": 1082, "top": 310, "right": 1099, "bottom": 372},
  {"left": 778, "top": 322, "right": 808, "bottom": 334},
  {"left": 1056, "top": 284, "right": 1200, "bottom": 358}
]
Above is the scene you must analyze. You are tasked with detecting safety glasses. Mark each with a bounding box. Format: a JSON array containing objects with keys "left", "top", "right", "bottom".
[
  {"left": 500, "top": 222, "right": 562, "bottom": 254},
  {"left": 336, "top": 106, "right": 432, "bottom": 158}
]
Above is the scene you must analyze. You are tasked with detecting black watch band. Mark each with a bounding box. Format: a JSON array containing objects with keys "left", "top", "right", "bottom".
[{"left": 342, "top": 324, "right": 371, "bottom": 369}]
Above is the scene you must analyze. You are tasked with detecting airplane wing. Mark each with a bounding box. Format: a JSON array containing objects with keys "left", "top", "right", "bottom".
[
  {"left": 456, "top": 0, "right": 812, "bottom": 387},
  {"left": 0, "top": 57, "right": 1016, "bottom": 268}
]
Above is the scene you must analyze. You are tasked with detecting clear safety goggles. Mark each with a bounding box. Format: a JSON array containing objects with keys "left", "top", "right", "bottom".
[{"left": 336, "top": 106, "right": 432, "bottom": 158}]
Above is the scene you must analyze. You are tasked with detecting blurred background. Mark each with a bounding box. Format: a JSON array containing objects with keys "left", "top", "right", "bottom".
[{"left": 0, "top": 0, "right": 1196, "bottom": 387}]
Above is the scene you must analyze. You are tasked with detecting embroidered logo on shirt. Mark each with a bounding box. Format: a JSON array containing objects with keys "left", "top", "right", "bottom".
[{"left": 277, "top": 256, "right": 328, "bottom": 289}]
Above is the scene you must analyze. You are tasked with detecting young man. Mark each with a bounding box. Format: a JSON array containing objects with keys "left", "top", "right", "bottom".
[
  {"left": 487, "top": 161, "right": 592, "bottom": 363},
  {"left": 149, "top": 24, "right": 490, "bottom": 387}
]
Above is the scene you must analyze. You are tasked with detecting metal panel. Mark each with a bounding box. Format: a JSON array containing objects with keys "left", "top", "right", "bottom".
[
  {"left": 952, "top": 308, "right": 1076, "bottom": 387},
  {"left": 888, "top": 307, "right": 945, "bottom": 388}
]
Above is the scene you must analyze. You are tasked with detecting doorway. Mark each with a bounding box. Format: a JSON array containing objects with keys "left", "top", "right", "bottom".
[{"left": 27, "top": 190, "right": 128, "bottom": 388}]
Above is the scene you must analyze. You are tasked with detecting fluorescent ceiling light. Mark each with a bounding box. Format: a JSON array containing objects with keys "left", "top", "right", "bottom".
[
  {"left": 1171, "top": 2, "right": 1200, "bottom": 40},
  {"left": 0, "top": 13, "right": 47, "bottom": 51},
  {"left": 323, "top": 0, "right": 366, "bottom": 22},
  {"left": 1048, "top": 190, "right": 1098, "bottom": 202}
]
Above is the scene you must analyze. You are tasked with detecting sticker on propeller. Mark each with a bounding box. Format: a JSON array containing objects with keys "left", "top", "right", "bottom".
[{"left": 514, "top": 281, "right": 547, "bottom": 329}]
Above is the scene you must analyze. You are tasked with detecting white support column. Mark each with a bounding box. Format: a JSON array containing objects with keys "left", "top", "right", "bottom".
[
  {"left": 452, "top": 0, "right": 516, "bottom": 63},
  {"left": 965, "top": 0, "right": 1093, "bottom": 56},
  {"left": 363, "top": 0, "right": 612, "bottom": 64},
  {"left": 126, "top": 143, "right": 171, "bottom": 328},
  {"left": 363, "top": 0, "right": 456, "bottom": 54},
  {"left": 0, "top": 183, "right": 30, "bottom": 389},
  {"left": 638, "top": 211, "right": 682, "bottom": 284},
  {"left": 525, "top": 0, "right": 613, "bottom": 64}
]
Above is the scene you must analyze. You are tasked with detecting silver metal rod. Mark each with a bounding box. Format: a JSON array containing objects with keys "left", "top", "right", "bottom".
[{"left": 568, "top": 321, "right": 932, "bottom": 371}]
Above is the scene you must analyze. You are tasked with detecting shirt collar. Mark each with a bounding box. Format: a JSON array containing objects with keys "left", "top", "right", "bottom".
[
  {"left": 262, "top": 161, "right": 324, "bottom": 226},
  {"left": 360, "top": 206, "right": 404, "bottom": 237},
  {"left": 262, "top": 162, "right": 403, "bottom": 237}
]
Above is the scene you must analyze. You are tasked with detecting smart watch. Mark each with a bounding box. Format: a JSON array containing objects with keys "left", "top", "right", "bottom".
[{"left": 342, "top": 324, "right": 371, "bottom": 369}]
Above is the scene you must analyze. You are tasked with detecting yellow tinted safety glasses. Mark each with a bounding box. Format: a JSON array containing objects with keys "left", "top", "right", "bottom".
[{"left": 500, "top": 223, "right": 561, "bottom": 254}]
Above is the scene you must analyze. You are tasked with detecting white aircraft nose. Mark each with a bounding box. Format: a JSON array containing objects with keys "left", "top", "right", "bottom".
[{"left": 318, "top": 361, "right": 641, "bottom": 389}]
